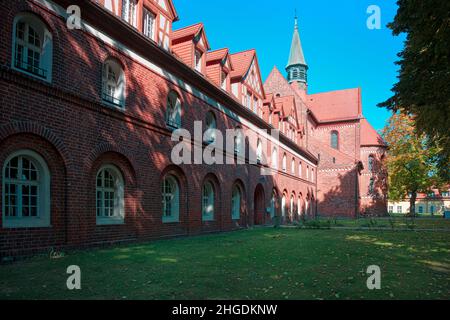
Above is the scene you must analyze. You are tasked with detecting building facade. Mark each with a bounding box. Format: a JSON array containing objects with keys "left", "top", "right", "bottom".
[
  {"left": 388, "top": 189, "right": 450, "bottom": 216},
  {"left": 0, "top": 0, "right": 386, "bottom": 258}
]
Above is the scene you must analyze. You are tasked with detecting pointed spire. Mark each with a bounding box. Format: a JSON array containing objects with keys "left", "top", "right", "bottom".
[
  {"left": 286, "top": 14, "right": 308, "bottom": 85},
  {"left": 287, "top": 14, "right": 307, "bottom": 68}
]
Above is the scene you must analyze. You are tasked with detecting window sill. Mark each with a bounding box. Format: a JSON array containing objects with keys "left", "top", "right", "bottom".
[
  {"left": 12, "top": 65, "right": 51, "bottom": 83},
  {"left": 166, "top": 124, "right": 181, "bottom": 132},
  {"left": 202, "top": 215, "right": 214, "bottom": 222},
  {"left": 2, "top": 218, "right": 51, "bottom": 229},
  {"left": 96, "top": 217, "right": 125, "bottom": 226},
  {"left": 162, "top": 217, "right": 180, "bottom": 224},
  {"left": 102, "top": 99, "right": 126, "bottom": 111}
]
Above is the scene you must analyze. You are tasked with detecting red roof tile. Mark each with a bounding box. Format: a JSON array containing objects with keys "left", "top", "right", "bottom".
[
  {"left": 307, "top": 88, "right": 362, "bottom": 122},
  {"left": 206, "top": 48, "right": 228, "bottom": 62},
  {"left": 275, "top": 95, "right": 295, "bottom": 117},
  {"left": 229, "top": 49, "right": 255, "bottom": 79},
  {"left": 360, "top": 118, "right": 386, "bottom": 146},
  {"left": 172, "top": 23, "right": 203, "bottom": 40}
]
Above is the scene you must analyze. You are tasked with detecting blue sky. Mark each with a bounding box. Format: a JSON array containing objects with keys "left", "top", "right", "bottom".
[{"left": 172, "top": 0, "right": 406, "bottom": 131}]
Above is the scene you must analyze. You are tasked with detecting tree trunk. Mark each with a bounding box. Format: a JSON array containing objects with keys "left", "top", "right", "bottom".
[{"left": 409, "top": 192, "right": 417, "bottom": 217}]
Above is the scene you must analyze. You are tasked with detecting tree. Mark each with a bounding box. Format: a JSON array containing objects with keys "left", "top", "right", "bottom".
[
  {"left": 382, "top": 112, "right": 442, "bottom": 216},
  {"left": 379, "top": 0, "right": 450, "bottom": 181}
]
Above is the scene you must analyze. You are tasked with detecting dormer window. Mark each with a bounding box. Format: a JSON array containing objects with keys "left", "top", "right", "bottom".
[
  {"left": 221, "top": 71, "right": 227, "bottom": 90},
  {"left": 195, "top": 49, "right": 203, "bottom": 72},
  {"left": 143, "top": 7, "right": 156, "bottom": 41},
  {"left": 121, "top": 0, "right": 138, "bottom": 27}
]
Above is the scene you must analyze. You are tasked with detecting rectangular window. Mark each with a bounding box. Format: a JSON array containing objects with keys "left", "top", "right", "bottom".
[
  {"left": 122, "top": 0, "right": 138, "bottom": 27},
  {"left": 246, "top": 92, "right": 252, "bottom": 109},
  {"left": 397, "top": 206, "right": 402, "bottom": 214},
  {"left": 143, "top": 7, "right": 156, "bottom": 40},
  {"left": 388, "top": 206, "right": 393, "bottom": 214},
  {"left": 418, "top": 206, "right": 423, "bottom": 214}
]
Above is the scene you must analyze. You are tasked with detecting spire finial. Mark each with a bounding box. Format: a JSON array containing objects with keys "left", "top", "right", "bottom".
[{"left": 294, "top": 9, "right": 298, "bottom": 29}]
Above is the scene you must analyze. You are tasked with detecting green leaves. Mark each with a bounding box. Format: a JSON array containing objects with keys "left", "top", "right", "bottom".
[{"left": 379, "top": 0, "right": 450, "bottom": 181}]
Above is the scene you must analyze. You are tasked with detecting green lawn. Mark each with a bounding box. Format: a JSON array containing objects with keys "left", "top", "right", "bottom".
[{"left": 1, "top": 228, "right": 449, "bottom": 300}]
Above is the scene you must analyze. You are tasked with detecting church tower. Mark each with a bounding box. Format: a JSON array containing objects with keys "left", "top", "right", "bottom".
[{"left": 286, "top": 15, "right": 308, "bottom": 91}]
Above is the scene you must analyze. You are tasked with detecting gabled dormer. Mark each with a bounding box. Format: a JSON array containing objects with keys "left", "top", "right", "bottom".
[
  {"left": 171, "top": 23, "right": 210, "bottom": 74},
  {"left": 229, "top": 50, "right": 266, "bottom": 117},
  {"left": 263, "top": 93, "right": 276, "bottom": 126},
  {"left": 206, "top": 48, "right": 234, "bottom": 92},
  {"left": 99, "top": 0, "right": 178, "bottom": 51},
  {"left": 275, "top": 95, "right": 300, "bottom": 142}
]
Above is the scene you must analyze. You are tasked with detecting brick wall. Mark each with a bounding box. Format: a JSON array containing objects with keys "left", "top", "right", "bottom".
[{"left": 0, "top": 0, "right": 317, "bottom": 257}]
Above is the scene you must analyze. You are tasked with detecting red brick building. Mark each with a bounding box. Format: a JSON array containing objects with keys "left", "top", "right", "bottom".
[{"left": 0, "top": 0, "right": 386, "bottom": 258}]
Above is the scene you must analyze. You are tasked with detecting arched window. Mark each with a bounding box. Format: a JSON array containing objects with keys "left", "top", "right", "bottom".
[
  {"left": 297, "top": 195, "right": 302, "bottom": 216},
  {"left": 290, "top": 195, "right": 294, "bottom": 217},
  {"left": 96, "top": 165, "right": 125, "bottom": 224},
  {"left": 102, "top": 59, "right": 125, "bottom": 108},
  {"left": 299, "top": 162, "right": 302, "bottom": 177},
  {"left": 281, "top": 195, "right": 286, "bottom": 217},
  {"left": 291, "top": 158, "right": 295, "bottom": 175},
  {"left": 331, "top": 131, "right": 339, "bottom": 149},
  {"left": 306, "top": 165, "right": 309, "bottom": 180},
  {"left": 256, "top": 139, "right": 263, "bottom": 163},
  {"left": 204, "top": 112, "right": 217, "bottom": 143},
  {"left": 368, "top": 155, "right": 375, "bottom": 171},
  {"left": 166, "top": 91, "right": 182, "bottom": 129},
  {"left": 369, "top": 178, "right": 375, "bottom": 193},
  {"left": 12, "top": 13, "right": 53, "bottom": 81},
  {"left": 231, "top": 185, "right": 241, "bottom": 220},
  {"left": 270, "top": 191, "right": 276, "bottom": 218},
  {"left": 282, "top": 154, "right": 287, "bottom": 172},
  {"left": 311, "top": 168, "right": 315, "bottom": 182},
  {"left": 202, "top": 181, "right": 215, "bottom": 221},
  {"left": 234, "top": 128, "right": 244, "bottom": 155},
  {"left": 2, "top": 150, "right": 50, "bottom": 228},
  {"left": 272, "top": 148, "right": 278, "bottom": 170},
  {"left": 162, "top": 175, "right": 180, "bottom": 223}
]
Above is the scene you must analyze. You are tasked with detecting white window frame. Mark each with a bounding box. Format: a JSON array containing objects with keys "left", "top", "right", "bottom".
[
  {"left": 272, "top": 148, "right": 278, "bottom": 170},
  {"left": 231, "top": 186, "right": 241, "bottom": 220},
  {"left": 122, "top": 0, "right": 138, "bottom": 27},
  {"left": 282, "top": 154, "right": 287, "bottom": 172},
  {"left": 166, "top": 91, "right": 182, "bottom": 129},
  {"left": 12, "top": 13, "right": 53, "bottom": 82},
  {"left": 256, "top": 139, "right": 263, "bottom": 163},
  {"left": 221, "top": 70, "right": 227, "bottom": 90},
  {"left": 2, "top": 150, "right": 51, "bottom": 228},
  {"left": 194, "top": 49, "right": 203, "bottom": 72},
  {"left": 143, "top": 7, "right": 156, "bottom": 41},
  {"left": 162, "top": 175, "right": 180, "bottom": 223},
  {"left": 204, "top": 112, "right": 217, "bottom": 143},
  {"left": 102, "top": 59, "right": 126, "bottom": 108},
  {"left": 202, "top": 182, "right": 215, "bottom": 221},
  {"left": 96, "top": 165, "right": 125, "bottom": 225},
  {"left": 281, "top": 195, "right": 286, "bottom": 217},
  {"left": 291, "top": 158, "right": 295, "bottom": 175}
]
